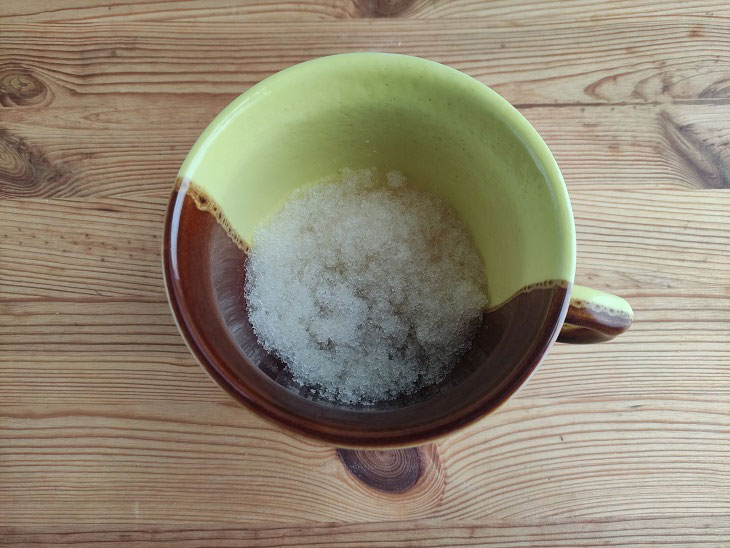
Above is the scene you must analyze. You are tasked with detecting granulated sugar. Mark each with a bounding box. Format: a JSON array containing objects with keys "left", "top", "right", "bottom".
[{"left": 244, "top": 169, "right": 488, "bottom": 404}]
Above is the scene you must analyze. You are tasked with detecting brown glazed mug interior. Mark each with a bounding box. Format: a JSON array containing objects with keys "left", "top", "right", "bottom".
[{"left": 163, "top": 54, "right": 576, "bottom": 448}]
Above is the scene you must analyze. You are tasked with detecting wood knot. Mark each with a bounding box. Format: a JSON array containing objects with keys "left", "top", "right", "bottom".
[
  {"left": 338, "top": 447, "right": 423, "bottom": 493},
  {"left": 699, "top": 78, "right": 730, "bottom": 99},
  {"left": 353, "top": 0, "right": 415, "bottom": 18},
  {"left": 0, "top": 128, "right": 70, "bottom": 197},
  {"left": 0, "top": 66, "right": 50, "bottom": 107},
  {"left": 659, "top": 110, "right": 730, "bottom": 189}
]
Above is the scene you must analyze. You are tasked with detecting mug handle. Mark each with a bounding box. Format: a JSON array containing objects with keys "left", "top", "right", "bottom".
[{"left": 558, "top": 285, "right": 633, "bottom": 344}]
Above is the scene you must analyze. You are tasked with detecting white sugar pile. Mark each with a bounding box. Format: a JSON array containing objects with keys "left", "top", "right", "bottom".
[{"left": 244, "top": 169, "right": 488, "bottom": 405}]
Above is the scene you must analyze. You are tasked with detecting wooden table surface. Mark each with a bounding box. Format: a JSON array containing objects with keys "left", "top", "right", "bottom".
[{"left": 1, "top": 1, "right": 729, "bottom": 546}]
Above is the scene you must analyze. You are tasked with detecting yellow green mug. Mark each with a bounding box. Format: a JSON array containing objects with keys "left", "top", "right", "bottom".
[{"left": 164, "top": 53, "right": 633, "bottom": 448}]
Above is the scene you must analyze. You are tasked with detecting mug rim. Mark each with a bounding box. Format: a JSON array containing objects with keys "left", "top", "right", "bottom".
[{"left": 163, "top": 53, "right": 576, "bottom": 447}]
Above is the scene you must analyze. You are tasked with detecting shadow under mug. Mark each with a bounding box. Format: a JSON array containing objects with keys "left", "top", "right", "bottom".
[{"left": 163, "top": 53, "right": 633, "bottom": 449}]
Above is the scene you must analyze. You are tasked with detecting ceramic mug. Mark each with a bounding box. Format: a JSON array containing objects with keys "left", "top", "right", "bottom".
[{"left": 164, "top": 53, "right": 633, "bottom": 448}]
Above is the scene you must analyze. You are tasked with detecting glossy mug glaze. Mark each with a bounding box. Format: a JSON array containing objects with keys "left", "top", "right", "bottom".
[{"left": 163, "top": 53, "right": 633, "bottom": 448}]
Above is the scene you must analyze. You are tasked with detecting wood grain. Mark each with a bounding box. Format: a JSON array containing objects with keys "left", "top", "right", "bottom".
[
  {"left": 1, "top": 1, "right": 729, "bottom": 545},
  {"left": 1, "top": 189, "right": 726, "bottom": 300},
  {"left": 2, "top": 18, "right": 730, "bottom": 199},
  {"left": 3, "top": 103, "right": 730, "bottom": 198},
  {"left": 0, "top": 397, "right": 728, "bottom": 524},
  {"left": 1, "top": 19, "right": 729, "bottom": 107},
  {"left": 1, "top": 293, "right": 727, "bottom": 404}
]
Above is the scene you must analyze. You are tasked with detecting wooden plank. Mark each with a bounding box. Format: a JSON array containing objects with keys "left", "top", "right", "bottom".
[
  {"left": 0, "top": 198, "right": 166, "bottom": 297},
  {"left": 1, "top": 19, "right": 729, "bottom": 109},
  {"left": 1, "top": 189, "right": 727, "bottom": 300},
  {"left": 0, "top": 293, "right": 727, "bottom": 403},
  {"left": 1, "top": 0, "right": 729, "bottom": 23},
  {"left": 0, "top": 397, "right": 727, "bottom": 525},
  {"left": 2, "top": 517, "right": 730, "bottom": 547},
  {"left": 2, "top": 103, "right": 729, "bottom": 198}
]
